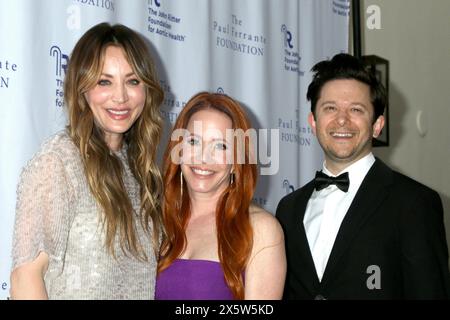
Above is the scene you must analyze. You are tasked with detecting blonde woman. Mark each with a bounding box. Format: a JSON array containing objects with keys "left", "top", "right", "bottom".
[{"left": 10, "top": 23, "right": 164, "bottom": 299}]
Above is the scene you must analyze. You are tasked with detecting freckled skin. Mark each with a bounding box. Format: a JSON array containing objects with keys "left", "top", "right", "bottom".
[{"left": 181, "top": 109, "right": 233, "bottom": 198}]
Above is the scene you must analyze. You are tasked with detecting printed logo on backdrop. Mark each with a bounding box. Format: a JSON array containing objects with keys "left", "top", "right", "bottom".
[
  {"left": 332, "top": 0, "right": 350, "bottom": 17},
  {"left": 159, "top": 79, "right": 186, "bottom": 124},
  {"left": 147, "top": 0, "right": 186, "bottom": 42},
  {"left": 283, "top": 179, "right": 295, "bottom": 195},
  {"left": 0, "top": 58, "right": 18, "bottom": 89},
  {"left": 213, "top": 14, "right": 266, "bottom": 57},
  {"left": 281, "top": 25, "right": 304, "bottom": 77},
  {"left": 253, "top": 195, "right": 268, "bottom": 207},
  {"left": 1, "top": 280, "right": 8, "bottom": 299},
  {"left": 161, "top": 86, "right": 225, "bottom": 124},
  {"left": 277, "top": 24, "right": 314, "bottom": 148},
  {"left": 216, "top": 87, "right": 225, "bottom": 94},
  {"left": 278, "top": 108, "right": 313, "bottom": 146},
  {"left": 50, "top": 46, "right": 69, "bottom": 108},
  {"left": 73, "top": 0, "right": 114, "bottom": 11}
]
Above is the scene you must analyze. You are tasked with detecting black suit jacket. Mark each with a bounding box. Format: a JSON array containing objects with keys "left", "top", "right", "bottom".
[{"left": 276, "top": 158, "right": 450, "bottom": 299}]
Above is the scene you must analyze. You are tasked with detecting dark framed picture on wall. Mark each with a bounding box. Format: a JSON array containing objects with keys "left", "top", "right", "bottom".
[{"left": 362, "top": 55, "right": 389, "bottom": 147}]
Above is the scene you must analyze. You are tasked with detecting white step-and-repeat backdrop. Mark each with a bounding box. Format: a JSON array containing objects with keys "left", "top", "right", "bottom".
[{"left": 0, "top": 0, "right": 349, "bottom": 299}]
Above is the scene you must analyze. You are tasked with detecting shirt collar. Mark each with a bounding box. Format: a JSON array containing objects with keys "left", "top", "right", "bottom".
[{"left": 322, "top": 153, "right": 376, "bottom": 192}]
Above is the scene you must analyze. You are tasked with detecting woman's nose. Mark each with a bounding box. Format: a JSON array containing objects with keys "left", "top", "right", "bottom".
[{"left": 112, "top": 83, "right": 129, "bottom": 103}]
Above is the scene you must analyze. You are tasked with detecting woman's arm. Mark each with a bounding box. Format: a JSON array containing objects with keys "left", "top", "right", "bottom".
[
  {"left": 10, "top": 147, "right": 74, "bottom": 300},
  {"left": 245, "top": 210, "right": 287, "bottom": 299},
  {"left": 10, "top": 251, "right": 49, "bottom": 299}
]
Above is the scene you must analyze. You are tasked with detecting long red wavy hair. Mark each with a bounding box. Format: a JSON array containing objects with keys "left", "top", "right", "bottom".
[{"left": 158, "top": 92, "right": 257, "bottom": 299}]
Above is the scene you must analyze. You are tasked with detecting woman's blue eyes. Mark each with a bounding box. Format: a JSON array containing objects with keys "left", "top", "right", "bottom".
[
  {"left": 187, "top": 138, "right": 199, "bottom": 145},
  {"left": 128, "top": 79, "right": 140, "bottom": 85},
  {"left": 97, "top": 79, "right": 140, "bottom": 86},
  {"left": 186, "top": 138, "right": 227, "bottom": 150},
  {"left": 215, "top": 143, "right": 227, "bottom": 150},
  {"left": 98, "top": 79, "right": 111, "bottom": 86}
]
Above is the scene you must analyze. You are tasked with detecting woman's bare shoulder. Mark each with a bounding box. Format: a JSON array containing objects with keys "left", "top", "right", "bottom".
[{"left": 249, "top": 204, "right": 283, "bottom": 240}]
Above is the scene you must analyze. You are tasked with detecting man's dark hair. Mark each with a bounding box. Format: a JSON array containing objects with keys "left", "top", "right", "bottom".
[{"left": 306, "top": 53, "right": 386, "bottom": 122}]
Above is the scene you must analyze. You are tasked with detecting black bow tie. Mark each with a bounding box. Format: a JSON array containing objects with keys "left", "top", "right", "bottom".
[{"left": 314, "top": 171, "right": 350, "bottom": 192}]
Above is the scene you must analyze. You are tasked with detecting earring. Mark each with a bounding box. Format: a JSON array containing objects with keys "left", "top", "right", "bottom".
[
  {"left": 230, "top": 172, "right": 235, "bottom": 185},
  {"left": 180, "top": 171, "right": 183, "bottom": 201}
]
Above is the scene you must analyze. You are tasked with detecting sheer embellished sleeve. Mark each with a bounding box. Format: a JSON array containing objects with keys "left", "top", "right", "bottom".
[{"left": 11, "top": 150, "right": 75, "bottom": 272}]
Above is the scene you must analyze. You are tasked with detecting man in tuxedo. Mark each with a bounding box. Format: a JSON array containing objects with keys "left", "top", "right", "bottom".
[{"left": 276, "top": 53, "right": 450, "bottom": 299}]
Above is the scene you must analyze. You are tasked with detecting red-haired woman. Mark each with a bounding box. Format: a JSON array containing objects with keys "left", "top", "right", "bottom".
[{"left": 155, "top": 92, "right": 286, "bottom": 299}]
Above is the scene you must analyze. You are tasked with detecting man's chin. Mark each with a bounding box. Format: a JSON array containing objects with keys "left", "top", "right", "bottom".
[
  {"left": 329, "top": 149, "right": 372, "bottom": 165},
  {"left": 327, "top": 149, "right": 356, "bottom": 163}
]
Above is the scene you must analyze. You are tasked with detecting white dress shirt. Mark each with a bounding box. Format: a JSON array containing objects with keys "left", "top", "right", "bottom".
[{"left": 303, "top": 153, "right": 376, "bottom": 281}]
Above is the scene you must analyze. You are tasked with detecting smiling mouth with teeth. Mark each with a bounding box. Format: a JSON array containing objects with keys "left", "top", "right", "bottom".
[
  {"left": 191, "top": 167, "right": 215, "bottom": 176},
  {"left": 331, "top": 132, "right": 354, "bottom": 137},
  {"left": 108, "top": 109, "right": 130, "bottom": 115}
]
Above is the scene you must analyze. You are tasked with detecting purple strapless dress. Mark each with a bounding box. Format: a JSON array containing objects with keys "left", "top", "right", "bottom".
[{"left": 155, "top": 259, "right": 234, "bottom": 300}]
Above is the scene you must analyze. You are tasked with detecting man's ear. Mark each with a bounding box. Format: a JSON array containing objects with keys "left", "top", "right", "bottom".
[
  {"left": 372, "top": 115, "right": 385, "bottom": 138},
  {"left": 308, "top": 112, "right": 317, "bottom": 136}
]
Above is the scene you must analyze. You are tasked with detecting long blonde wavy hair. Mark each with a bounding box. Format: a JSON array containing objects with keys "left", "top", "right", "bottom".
[{"left": 63, "top": 23, "right": 164, "bottom": 260}]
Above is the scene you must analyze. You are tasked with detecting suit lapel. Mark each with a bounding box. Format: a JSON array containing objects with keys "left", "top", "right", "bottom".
[
  {"left": 291, "top": 182, "right": 321, "bottom": 290},
  {"left": 320, "top": 159, "right": 394, "bottom": 287}
]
